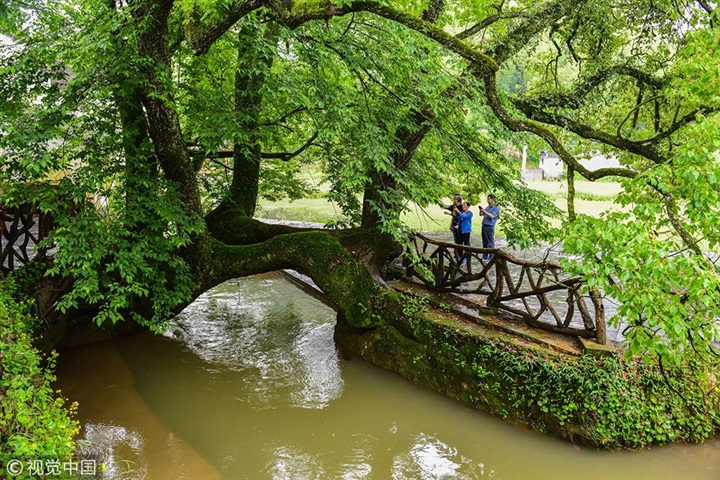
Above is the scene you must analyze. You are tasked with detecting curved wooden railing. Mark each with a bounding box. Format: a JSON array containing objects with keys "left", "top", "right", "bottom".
[
  {"left": 1, "top": 203, "right": 54, "bottom": 275},
  {"left": 406, "top": 233, "right": 606, "bottom": 344}
]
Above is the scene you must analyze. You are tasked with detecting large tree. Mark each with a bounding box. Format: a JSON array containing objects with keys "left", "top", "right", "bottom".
[{"left": 1, "top": 0, "right": 718, "bottom": 366}]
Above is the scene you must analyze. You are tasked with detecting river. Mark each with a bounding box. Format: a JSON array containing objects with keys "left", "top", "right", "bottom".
[{"left": 55, "top": 273, "right": 720, "bottom": 479}]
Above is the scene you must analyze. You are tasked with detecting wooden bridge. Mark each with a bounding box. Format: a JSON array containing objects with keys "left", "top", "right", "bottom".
[
  {"left": 405, "top": 233, "right": 607, "bottom": 345},
  {"left": 1, "top": 204, "right": 608, "bottom": 346},
  {"left": 1, "top": 204, "right": 54, "bottom": 276}
]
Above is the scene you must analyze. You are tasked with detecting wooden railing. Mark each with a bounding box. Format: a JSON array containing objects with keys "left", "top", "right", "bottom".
[
  {"left": 406, "top": 233, "right": 606, "bottom": 344},
  {"left": 1, "top": 204, "right": 54, "bottom": 275}
]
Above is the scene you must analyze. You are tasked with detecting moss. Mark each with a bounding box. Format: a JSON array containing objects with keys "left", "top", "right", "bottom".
[
  {"left": 208, "top": 228, "right": 383, "bottom": 329},
  {"left": 335, "top": 297, "right": 720, "bottom": 449}
]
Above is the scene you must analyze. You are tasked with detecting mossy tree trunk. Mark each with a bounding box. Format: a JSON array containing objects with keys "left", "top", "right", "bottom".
[
  {"left": 360, "top": 107, "right": 432, "bottom": 230},
  {"left": 220, "top": 22, "right": 279, "bottom": 217}
]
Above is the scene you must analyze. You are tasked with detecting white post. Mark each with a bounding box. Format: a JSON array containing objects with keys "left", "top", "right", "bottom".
[{"left": 521, "top": 144, "right": 527, "bottom": 176}]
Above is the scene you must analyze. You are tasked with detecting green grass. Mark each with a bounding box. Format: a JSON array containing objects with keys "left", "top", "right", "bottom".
[
  {"left": 526, "top": 180, "right": 622, "bottom": 199},
  {"left": 257, "top": 197, "right": 347, "bottom": 224},
  {"left": 257, "top": 197, "right": 451, "bottom": 231},
  {"left": 256, "top": 171, "right": 626, "bottom": 232}
]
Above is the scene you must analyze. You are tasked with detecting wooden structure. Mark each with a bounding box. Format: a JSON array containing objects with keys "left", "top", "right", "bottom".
[
  {"left": 406, "top": 233, "right": 607, "bottom": 344},
  {"left": 1, "top": 204, "right": 54, "bottom": 275}
]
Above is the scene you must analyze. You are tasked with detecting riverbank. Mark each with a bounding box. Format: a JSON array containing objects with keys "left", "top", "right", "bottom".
[
  {"left": 0, "top": 281, "right": 78, "bottom": 468},
  {"left": 334, "top": 288, "right": 720, "bottom": 449}
]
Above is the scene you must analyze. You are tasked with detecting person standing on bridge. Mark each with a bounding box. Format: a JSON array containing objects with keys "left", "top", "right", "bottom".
[
  {"left": 478, "top": 194, "right": 500, "bottom": 263},
  {"left": 453, "top": 201, "right": 473, "bottom": 264},
  {"left": 442, "top": 194, "right": 463, "bottom": 245}
]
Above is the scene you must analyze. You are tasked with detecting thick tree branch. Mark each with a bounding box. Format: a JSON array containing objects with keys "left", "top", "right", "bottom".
[
  {"left": 205, "top": 211, "right": 323, "bottom": 246},
  {"left": 186, "top": 1, "right": 499, "bottom": 73},
  {"left": 520, "top": 65, "right": 665, "bottom": 110},
  {"left": 184, "top": 0, "right": 262, "bottom": 55},
  {"left": 485, "top": 0, "right": 578, "bottom": 64},
  {"left": 514, "top": 97, "right": 719, "bottom": 160},
  {"left": 636, "top": 106, "right": 720, "bottom": 146},
  {"left": 204, "top": 231, "right": 383, "bottom": 329},
  {"left": 455, "top": 11, "right": 525, "bottom": 39},
  {"left": 480, "top": 68, "right": 636, "bottom": 180},
  {"left": 512, "top": 98, "right": 664, "bottom": 163}
]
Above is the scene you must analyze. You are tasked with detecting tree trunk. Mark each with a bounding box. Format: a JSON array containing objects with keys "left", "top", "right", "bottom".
[
  {"left": 119, "top": 0, "right": 404, "bottom": 333},
  {"left": 131, "top": 0, "right": 203, "bottom": 218},
  {"left": 359, "top": 92, "right": 432, "bottom": 229},
  {"left": 223, "top": 22, "right": 279, "bottom": 217}
]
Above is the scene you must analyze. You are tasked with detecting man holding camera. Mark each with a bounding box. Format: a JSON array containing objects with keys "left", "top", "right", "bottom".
[
  {"left": 442, "top": 194, "right": 463, "bottom": 245},
  {"left": 478, "top": 194, "right": 499, "bottom": 263}
]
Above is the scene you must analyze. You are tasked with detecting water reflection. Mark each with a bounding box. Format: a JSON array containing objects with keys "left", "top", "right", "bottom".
[
  {"left": 392, "top": 434, "right": 489, "bottom": 479},
  {"left": 166, "top": 277, "right": 343, "bottom": 409},
  {"left": 268, "top": 445, "right": 325, "bottom": 479},
  {"left": 82, "top": 423, "right": 147, "bottom": 480},
  {"left": 54, "top": 341, "right": 223, "bottom": 480}
]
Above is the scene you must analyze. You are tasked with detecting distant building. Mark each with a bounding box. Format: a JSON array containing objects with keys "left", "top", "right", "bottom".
[
  {"left": 578, "top": 152, "right": 620, "bottom": 171},
  {"left": 539, "top": 150, "right": 563, "bottom": 180},
  {"left": 521, "top": 149, "right": 621, "bottom": 181}
]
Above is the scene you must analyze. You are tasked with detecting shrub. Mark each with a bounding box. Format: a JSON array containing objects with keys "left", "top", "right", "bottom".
[{"left": 0, "top": 279, "right": 79, "bottom": 470}]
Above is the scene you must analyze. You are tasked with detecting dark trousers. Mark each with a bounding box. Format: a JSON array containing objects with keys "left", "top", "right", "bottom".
[
  {"left": 457, "top": 232, "right": 470, "bottom": 262},
  {"left": 451, "top": 227, "right": 461, "bottom": 245},
  {"left": 481, "top": 225, "right": 495, "bottom": 261}
]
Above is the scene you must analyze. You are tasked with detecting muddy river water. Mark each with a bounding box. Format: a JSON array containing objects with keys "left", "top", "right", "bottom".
[{"left": 56, "top": 273, "right": 720, "bottom": 479}]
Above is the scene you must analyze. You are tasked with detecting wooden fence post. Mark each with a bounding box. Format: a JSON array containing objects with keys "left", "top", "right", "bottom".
[{"left": 590, "top": 289, "right": 606, "bottom": 344}]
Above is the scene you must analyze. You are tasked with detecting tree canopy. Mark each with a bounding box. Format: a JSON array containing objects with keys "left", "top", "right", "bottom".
[{"left": 1, "top": 0, "right": 719, "bottom": 367}]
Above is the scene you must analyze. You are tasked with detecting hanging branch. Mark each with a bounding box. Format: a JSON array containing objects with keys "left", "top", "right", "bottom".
[
  {"left": 261, "top": 131, "right": 319, "bottom": 161},
  {"left": 631, "top": 82, "right": 644, "bottom": 129}
]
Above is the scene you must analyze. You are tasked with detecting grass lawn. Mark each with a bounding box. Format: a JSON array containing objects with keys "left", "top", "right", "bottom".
[
  {"left": 256, "top": 171, "right": 625, "bottom": 233},
  {"left": 526, "top": 179, "right": 623, "bottom": 198}
]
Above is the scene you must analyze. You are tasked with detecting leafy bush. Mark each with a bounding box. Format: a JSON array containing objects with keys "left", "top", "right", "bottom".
[
  {"left": 493, "top": 352, "right": 720, "bottom": 448},
  {"left": 0, "top": 280, "right": 79, "bottom": 468}
]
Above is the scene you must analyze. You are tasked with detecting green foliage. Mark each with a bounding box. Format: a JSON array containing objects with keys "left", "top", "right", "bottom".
[
  {"left": 180, "top": 10, "right": 560, "bottom": 245},
  {"left": 491, "top": 351, "right": 720, "bottom": 447},
  {"left": 0, "top": 280, "right": 79, "bottom": 466},
  {"left": 0, "top": 0, "right": 205, "bottom": 328},
  {"left": 45, "top": 183, "right": 204, "bottom": 327},
  {"left": 1, "top": 0, "right": 719, "bottom": 373},
  {"left": 560, "top": 115, "right": 720, "bottom": 365},
  {"left": 178, "top": 0, "right": 240, "bottom": 24},
  {"left": 497, "top": 1, "right": 720, "bottom": 367},
  {"left": 400, "top": 292, "right": 431, "bottom": 317}
]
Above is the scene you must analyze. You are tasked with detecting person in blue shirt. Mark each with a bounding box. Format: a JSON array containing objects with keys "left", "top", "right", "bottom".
[
  {"left": 453, "top": 201, "right": 473, "bottom": 264},
  {"left": 478, "top": 194, "right": 500, "bottom": 262}
]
